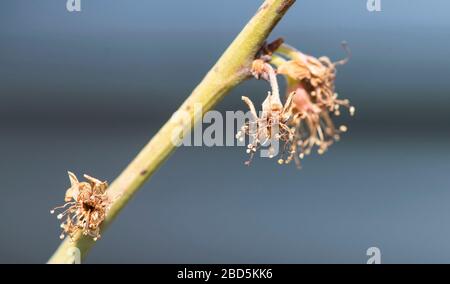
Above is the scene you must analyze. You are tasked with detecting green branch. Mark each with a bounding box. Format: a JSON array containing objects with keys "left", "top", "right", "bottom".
[{"left": 48, "top": 0, "right": 296, "bottom": 264}]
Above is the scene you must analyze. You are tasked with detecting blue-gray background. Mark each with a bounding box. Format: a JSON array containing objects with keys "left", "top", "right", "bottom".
[{"left": 1, "top": 0, "right": 450, "bottom": 263}]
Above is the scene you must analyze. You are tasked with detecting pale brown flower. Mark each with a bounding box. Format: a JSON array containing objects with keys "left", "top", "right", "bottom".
[
  {"left": 237, "top": 60, "right": 297, "bottom": 165},
  {"left": 51, "top": 172, "right": 110, "bottom": 241},
  {"left": 239, "top": 43, "right": 354, "bottom": 167},
  {"left": 268, "top": 43, "right": 354, "bottom": 167},
  {"left": 287, "top": 84, "right": 348, "bottom": 161},
  {"left": 277, "top": 44, "right": 354, "bottom": 115}
]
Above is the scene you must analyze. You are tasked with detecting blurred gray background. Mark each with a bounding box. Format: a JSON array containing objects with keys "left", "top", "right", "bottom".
[{"left": 1, "top": 0, "right": 450, "bottom": 263}]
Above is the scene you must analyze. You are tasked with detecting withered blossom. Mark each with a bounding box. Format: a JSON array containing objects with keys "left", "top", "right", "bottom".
[
  {"left": 274, "top": 43, "right": 355, "bottom": 165},
  {"left": 277, "top": 43, "right": 354, "bottom": 115},
  {"left": 237, "top": 59, "right": 298, "bottom": 165},
  {"left": 287, "top": 84, "right": 348, "bottom": 162},
  {"left": 238, "top": 41, "right": 355, "bottom": 167},
  {"left": 237, "top": 91, "right": 297, "bottom": 165},
  {"left": 51, "top": 172, "right": 110, "bottom": 241}
]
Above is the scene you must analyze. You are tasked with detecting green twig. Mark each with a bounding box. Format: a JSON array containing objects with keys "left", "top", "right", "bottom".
[{"left": 48, "top": 0, "right": 296, "bottom": 264}]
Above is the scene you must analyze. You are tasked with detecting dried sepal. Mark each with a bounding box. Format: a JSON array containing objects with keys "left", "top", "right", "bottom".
[
  {"left": 251, "top": 59, "right": 267, "bottom": 79},
  {"left": 257, "top": 37, "right": 285, "bottom": 58},
  {"left": 51, "top": 171, "right": 111, "bottom": 241}
]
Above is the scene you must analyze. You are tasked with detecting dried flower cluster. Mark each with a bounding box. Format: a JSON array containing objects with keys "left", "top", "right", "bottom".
[
  {"left": 239, "top": 40, "right": 355, "bottom": 167},
  {"left": 51, "top": 172, "right": 110, "bottom": 241}
]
